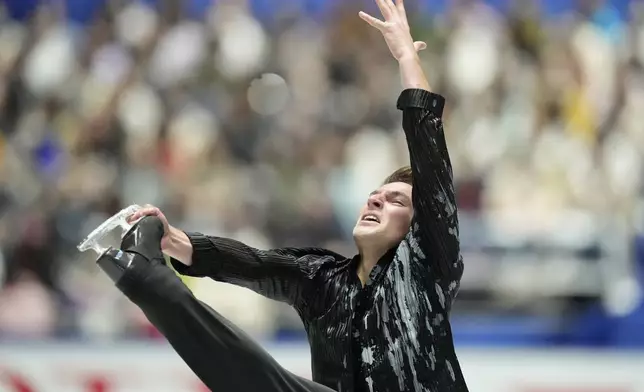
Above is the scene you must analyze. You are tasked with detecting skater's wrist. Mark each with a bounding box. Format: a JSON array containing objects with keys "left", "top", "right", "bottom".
[{"left": 164, "top": 226, "right": 194, "bottom": 266}]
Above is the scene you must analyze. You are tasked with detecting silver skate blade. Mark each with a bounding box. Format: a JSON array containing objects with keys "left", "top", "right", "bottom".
[{"left": 77, "top": 204, "right": 143, "bottom": 255}]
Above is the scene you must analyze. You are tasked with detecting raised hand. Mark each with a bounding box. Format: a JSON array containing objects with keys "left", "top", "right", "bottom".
[{"left": 359, "top": 0, "right": 426, "bottom": 61}]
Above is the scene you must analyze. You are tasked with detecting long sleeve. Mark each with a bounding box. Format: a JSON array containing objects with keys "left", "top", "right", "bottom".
[
  {"left": 169, "top": 233, "right": 325, "bottom": 309},
  {"left": 397, "top": 88, "right": 463, "bottom": 282}
]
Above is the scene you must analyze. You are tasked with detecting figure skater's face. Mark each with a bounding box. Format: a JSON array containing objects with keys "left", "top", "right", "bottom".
[{"left": 352, "top": 181, "right": 413, "bottom": 253}]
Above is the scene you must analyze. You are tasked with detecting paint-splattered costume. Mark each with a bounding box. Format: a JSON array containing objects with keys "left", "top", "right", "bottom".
[{"left": 117, "top": 89, "right": 467, "bottom": 392}]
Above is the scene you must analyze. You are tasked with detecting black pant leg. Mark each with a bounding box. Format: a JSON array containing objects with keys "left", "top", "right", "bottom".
[{"left": 115, "top": 255, "right": 334, "bottom": 392}]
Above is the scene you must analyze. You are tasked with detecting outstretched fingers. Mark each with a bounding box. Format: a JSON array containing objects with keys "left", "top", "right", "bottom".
[
  {"left": 375, "top": 0, "right": 396, "bottom": 19},
  {"left": 395, "top": 0, "right": 407, "bottom": 22},
  {"left": 359, "top": 11, "right": 386, "bottom": 30}
]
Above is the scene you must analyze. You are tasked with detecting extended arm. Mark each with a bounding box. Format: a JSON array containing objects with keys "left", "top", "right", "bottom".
[
  {"left": 360, "top": 0, "right": 462, "bottom": 281},
  {"left": 165, "top": 227, "right": 322, "bottom": 307},
  {"left": 398, "top": 51, "right": 461, "bottom": 281},
  {"left": 397, "top": 87, "right": 462, "bottom": 281}
]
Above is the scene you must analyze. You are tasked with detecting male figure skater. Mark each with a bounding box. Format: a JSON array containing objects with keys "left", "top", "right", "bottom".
[{"left": 100, "top": 0, "right": 468, "bottom": 391}]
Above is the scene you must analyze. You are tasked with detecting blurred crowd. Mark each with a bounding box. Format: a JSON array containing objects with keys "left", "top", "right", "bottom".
[{"left": 0, "top": 0, "right": 642, "bottom": 344}]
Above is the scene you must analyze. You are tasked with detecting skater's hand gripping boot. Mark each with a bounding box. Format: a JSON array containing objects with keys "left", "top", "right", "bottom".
[{"left": 96, "top": 216, "right": 166, "bottom": 285}]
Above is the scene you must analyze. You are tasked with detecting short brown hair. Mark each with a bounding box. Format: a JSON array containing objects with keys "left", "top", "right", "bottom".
[{"left": 383, "top": 166, "right": 413, "bottom": 186}]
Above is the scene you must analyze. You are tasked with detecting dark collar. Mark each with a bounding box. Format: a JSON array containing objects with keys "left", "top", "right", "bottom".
[{"left": 352, "top": 246, "right": 398, "bottom": 287}]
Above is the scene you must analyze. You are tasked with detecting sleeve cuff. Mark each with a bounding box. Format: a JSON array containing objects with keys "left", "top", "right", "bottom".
[
  {"left": 396, "top": 89, "right": 445, "bottom": 118},
  {"left": 169, "top": 232, "right": 222, "bottom": 277}
]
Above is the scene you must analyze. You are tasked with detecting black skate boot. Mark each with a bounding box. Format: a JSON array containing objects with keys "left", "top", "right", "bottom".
[{"left": 96, "top": 216, "right": 166, "bottom": 285}]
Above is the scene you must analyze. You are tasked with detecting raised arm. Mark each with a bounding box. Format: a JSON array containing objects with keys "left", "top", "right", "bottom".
[
  {"left": 397, "top": 89, "right": 462, "bottom": 282},
  {"left": 360, "top": 0, "right": 462, "bottom": 282}
]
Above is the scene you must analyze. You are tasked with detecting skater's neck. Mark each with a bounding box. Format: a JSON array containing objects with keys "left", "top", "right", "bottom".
[{"left": 356, "top": 246, "right": 393, "bottom": 286}]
